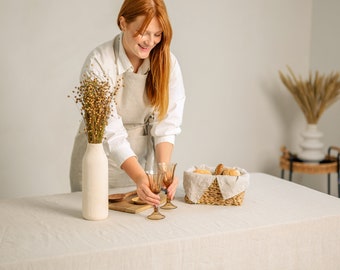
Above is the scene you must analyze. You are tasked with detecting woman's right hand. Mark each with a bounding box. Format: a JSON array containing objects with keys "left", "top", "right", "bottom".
[
  {"left": 135, "top": 175, "right": 161, "bottom": 206},
  {"left": 121, "top": 156, "right": 161, "bottom": 206}
]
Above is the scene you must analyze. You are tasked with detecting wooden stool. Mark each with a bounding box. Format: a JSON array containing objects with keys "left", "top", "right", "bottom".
[{"left": 280, "top": 146, "right": 340, "bottom": 197}]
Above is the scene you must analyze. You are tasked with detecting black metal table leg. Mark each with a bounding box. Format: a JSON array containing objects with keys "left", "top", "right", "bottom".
[
  {"left": 289, "top": 157, "right": 293, "bottom": 181},
  {"left": 327, "top": 147, "right": 340, "bottom": 198},
  {"left": 337, "top": 153, "right": 340, "bottom": 198},
  {"left": 338, "top": 174, "right": 340, "bottom": 198}
]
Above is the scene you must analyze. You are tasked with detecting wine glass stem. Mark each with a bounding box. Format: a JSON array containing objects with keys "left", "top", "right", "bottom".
[
  {"left": 164, "top": 188, "right": 171, "bottom": 202},
  {"left": 154, "top": 206, "right": 159, "bottom": 213}
]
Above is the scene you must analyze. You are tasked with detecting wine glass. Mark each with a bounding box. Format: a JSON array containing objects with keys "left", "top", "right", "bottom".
[
  {"left": 146, "top": 171, "right": 165, "bottom": 220},
  {"left": 158, "top": 162, "right": 177, "bottom": 210}
]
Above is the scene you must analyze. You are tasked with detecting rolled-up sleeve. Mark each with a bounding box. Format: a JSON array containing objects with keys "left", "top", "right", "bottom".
[
  {"left": 104, "top": 114, "right": 136, "bottom": 166},
  {"left": 80, "top": 41, "right": 136, "bottom": 167},
  {"left": 152, "top": 54, "right": 186, "bottom": 146}
]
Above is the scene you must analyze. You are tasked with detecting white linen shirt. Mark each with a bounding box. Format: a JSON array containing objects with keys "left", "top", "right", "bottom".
[{"left": 79, "top": 33, "right": 186, "bottom": 167}]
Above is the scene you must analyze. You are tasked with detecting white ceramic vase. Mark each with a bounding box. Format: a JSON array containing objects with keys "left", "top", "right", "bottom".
[
  {"left": 298, "top": 124, "right": 325, "bottom": 162},
  {"left": 82, "top": 143, "right": 108, "bottom": 221}
]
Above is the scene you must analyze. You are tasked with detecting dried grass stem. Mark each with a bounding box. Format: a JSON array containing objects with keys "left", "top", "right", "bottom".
[
  {"left": 279, "top": 66, "right": 340, "bottom": 124},
  {"left": 71, "top": 76, "right": 113, "bottom": 143}
]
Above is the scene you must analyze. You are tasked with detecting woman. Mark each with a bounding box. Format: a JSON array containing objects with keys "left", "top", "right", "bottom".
[{"left": 70, "top": 0, "right": 185, "bottom": 206}]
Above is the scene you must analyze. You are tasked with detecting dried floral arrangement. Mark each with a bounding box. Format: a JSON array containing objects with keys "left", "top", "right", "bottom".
[
  {"left": 69, "top": 75, "right": 114, "bottom": 143},
  {"left": 279, "top": 66, "right": 340, "bottom": 124}
]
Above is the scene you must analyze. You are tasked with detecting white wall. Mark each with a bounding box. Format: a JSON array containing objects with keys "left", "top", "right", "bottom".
[
  {"left": 3, "top": 0, "right": 337, "bottom": 199},
  {"left": 296, "top": 0, "right": 340, "bottom": 195},
  {"left": 0, "top": 0, "right": 119, "bottom": 198},
  {"left": 168, "top": 0, "right": 312, "bottom": 175}
]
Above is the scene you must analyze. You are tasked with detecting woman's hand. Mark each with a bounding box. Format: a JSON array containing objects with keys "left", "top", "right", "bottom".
[
  {"left": 135, "top": 175, "right": 161, "bottom": 206},
  {"left": 166, "top": 175, "right": 178, "bottom": 200},
  {"left": 121, "top": 157, "right": 161, "bottom": 206}
]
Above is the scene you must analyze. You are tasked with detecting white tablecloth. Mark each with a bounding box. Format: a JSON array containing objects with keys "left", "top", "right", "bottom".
[{"left": 0, "top": 173, "right": 340, "bottom": 270}]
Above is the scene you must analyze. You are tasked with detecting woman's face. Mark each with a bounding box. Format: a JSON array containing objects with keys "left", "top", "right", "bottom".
[{"left": 120, "top": 15, "right": 163, "bottom": 68}]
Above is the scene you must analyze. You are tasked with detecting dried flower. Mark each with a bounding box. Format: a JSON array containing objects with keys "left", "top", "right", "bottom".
[
  {"left": 70, "top": 75, "right": 113, "bottom": 143},
  {"left": 279, "top": 66, "right": 340, "bottom": 124}
]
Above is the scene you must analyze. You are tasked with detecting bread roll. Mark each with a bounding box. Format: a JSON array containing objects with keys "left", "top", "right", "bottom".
[
  {"left": 230, "top": 169, "right": 241, "bottom": 176},
  {"left": 222, "top": 168, "right": 230, "bottom": 175},
  {"left": 214, "top": 163, "right": 224, "bottom": 175},
  {"left": 193, "top": 169, "right": 212, "bottom": 175},
  {"left": 224, "top": 168, "right": 241, "bottom": 176}
]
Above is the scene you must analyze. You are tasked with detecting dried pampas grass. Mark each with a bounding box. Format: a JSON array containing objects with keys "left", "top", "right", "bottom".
[{"left": 279, "top": 66, "right": 340, "bottom": 124}]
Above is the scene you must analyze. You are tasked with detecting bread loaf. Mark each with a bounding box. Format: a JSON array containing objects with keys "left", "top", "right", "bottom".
[
  {"left": 193, "top": 169, "right": 212, "bottom": 175},
  {"left": 214, "top": 163, "right": 224, "bottom": 175},
  {"left": 223, "top": 168, "right": 241, "bottom": 176}
]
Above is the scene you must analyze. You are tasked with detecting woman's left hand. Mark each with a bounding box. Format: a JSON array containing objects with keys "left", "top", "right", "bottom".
[{"left": 166, "top": 175, "right": 178, "bottom": 199}]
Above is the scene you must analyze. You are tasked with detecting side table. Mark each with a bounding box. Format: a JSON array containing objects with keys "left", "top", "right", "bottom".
[{"left": 280, "top": 146, "right": 340, "bottom": 197}]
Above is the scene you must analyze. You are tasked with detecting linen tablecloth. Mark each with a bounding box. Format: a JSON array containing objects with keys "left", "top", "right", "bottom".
[{"left": 0, "top": 173, "right": 340, "bottom": 270}]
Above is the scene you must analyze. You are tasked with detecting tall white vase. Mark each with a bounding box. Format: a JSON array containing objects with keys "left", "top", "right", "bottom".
[
  {"left": 298, "top": 124, "right": 325, "bottom": 162},
  {"left": 82, "top": 143, "right": 108, "bottom": 221}
]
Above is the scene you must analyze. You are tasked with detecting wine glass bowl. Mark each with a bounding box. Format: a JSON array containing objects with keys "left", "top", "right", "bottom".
[
  {"left": 146, "top": 172, "right": 165, "bottom": 220},
  {"left": 158, "top": 163, "right": 177, "bottom": 210}
]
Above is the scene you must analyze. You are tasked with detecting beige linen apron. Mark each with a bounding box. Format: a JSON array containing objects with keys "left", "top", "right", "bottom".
[{"left": 70, "top": 72, "right": 154, "bottom": 191}]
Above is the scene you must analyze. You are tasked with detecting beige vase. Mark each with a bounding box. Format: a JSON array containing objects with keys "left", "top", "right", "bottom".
[
  {"left": 298, "top": 124, "right": 325, "bottom": 162},
  {"left": 82, "top": 143, "right": 108, "bottom": 220}
]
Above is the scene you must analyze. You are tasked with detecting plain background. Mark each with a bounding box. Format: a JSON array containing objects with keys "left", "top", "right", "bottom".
[{"left": 0, "top": 0, "right": 339, "bottom": 198}]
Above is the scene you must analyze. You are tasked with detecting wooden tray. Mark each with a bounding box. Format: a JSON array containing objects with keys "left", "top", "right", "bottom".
[{"left": 109, "top": 193, "right": 166, "bottom": 214}]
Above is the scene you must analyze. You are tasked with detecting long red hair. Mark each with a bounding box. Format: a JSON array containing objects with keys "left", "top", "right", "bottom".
[{"left": 117, "top": 0, "right": 172, "bottom": 120}]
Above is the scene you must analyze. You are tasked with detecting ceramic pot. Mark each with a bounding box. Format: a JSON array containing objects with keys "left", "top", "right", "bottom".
[{"left": 298, "top": 124, "right": 324, "bottom": 162}]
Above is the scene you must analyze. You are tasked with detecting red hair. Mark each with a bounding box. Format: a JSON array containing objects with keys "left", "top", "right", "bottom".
[{"left": 117, "top": 0, "right": 172, "bottom": 120}]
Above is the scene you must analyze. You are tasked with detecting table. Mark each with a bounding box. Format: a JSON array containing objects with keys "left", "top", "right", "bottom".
[
  {"left": 280, "top": 146, "right": 340, "bottom": 196},
  {"left": 1, "top": 173, "right": 340, "bottom": 270}
]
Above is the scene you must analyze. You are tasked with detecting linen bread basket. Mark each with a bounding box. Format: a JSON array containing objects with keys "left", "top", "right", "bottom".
[{"left": 183, "top": 165, "right": 250, "bottom": 206}]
